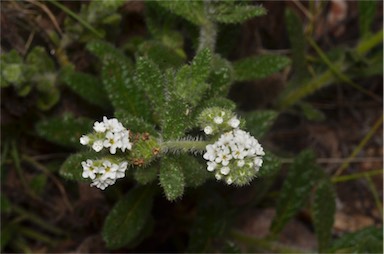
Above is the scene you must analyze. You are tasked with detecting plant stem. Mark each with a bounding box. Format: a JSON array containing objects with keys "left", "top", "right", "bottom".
[
  {"left": 161, "top": 140, "right": 210, "bottom": 154},
  {"left": 48, "top": 0, "right": 103, "bottom": 38},
  {"left": 331, "top": 169, "right": 383, "bottom": 183},
  {"left": 364, "top": 174, "right": 383, "bottom": 217},
  {"left": 197, "top": 0, "right": 217, "bottom": 52},
  {"left": 334, "top": 116, "right": 383, "bottom": 176}
]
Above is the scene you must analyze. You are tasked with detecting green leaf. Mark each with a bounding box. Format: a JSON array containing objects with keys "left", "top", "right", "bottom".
[
  {"left": 285, "top": 9, "right": 309, "bottom": 83},
  {"left": 298, "top": 102, "right": 326, "bottom": 121},
  {"left": 257, "top": 152, "right": 281, "bottom": 177},
  {"left": 135, "top": 57, "right": 165, "bottom": 119},
  {"left": 199, "top": 97, "right": 236, "bottom": 112},
  {"left": 36, "top": 114, "right": 93, "bottom": 149},
  {"left": 159, "top": 156, "right": 185, "bottom": 201},
  {"left": 178, "top": 155, "right": 211, "bottom": 188},
  {"left": 358, "top": 1, "right": 377, "bottom": 38},
  {"left": 187, "top": 192, "right": 229, "bottom": 252},
  {"left": 270, "top": 150, "right": 320, "bottom": 236},
  {"left": 312, "top": 177, "right": 336, "bottom": 252},
  {"left": 101, "top": 56, "right": 152, "bottom": 121},
  {"left": 155, "top": 1, "right": 206, "bottom": 26},
  {"left": 234, "top": 55, "right": 291, "bottom": 81},
  {"left": 61, "top": 68, "right": 109, "bottom": 108},
  {"left": 161, "top": 96, "right": 190, "bottom": 140},
  {"left": 328, "top": 226, "right": 383, "bottom": 253},
  {"left": 138, "top": 40, "right": 186, "bottom": 69},
  {"left": 115, "top": 110, "right": 157, "bottom": 136},
  {"left": 102, "top": 186, "right": 154, "bottom": 249},
  {"left": 133, "top": 164, "right": 158, "bottom": 185},
  {"left": 26, "top": 46, "right": 55, "bottom": 72},
  {"left": 244, "top": 110, "right": 278, "bottom": 139},
  {"left": 36, "top": 86, "right": 60, "bottom": 111},
  {"left": 173, "top": 48, "right": 212, "bottom": 106},
  {"left": 60, "top": 151, "right": 97, "bottom": 181},
  {"left": 86, "top": 40, "right": 130, "bottom": 63},
  {"left": 211, "top": 3, "right": 266, "bottom": 24},
  {"left": 208, "top": 55, "right": 234, "bottom": 97}
]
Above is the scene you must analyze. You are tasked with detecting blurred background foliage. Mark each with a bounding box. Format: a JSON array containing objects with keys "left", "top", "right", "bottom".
[{"left": 1, "top": 0, "right": 382, "bottom": 253}]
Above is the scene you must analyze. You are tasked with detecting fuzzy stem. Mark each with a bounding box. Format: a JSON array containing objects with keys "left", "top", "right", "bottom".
[
  {"left": 197, "top": 0, "right": 217, "bottom": 52},
  {"left": 161, "top": 140, "right": 210, "bottom": 154}
]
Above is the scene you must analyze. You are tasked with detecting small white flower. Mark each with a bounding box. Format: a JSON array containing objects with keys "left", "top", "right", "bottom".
[
  {"left": 220, "top": 166, "right": 230, "bottom": 175},
  {"left": 103, "top": 131, "right": 122, "bottom": 154},
  {"left": 91, "top": 177, "right": 116, "bottom": 190},
  {"left": 237, "top": 160, "right": 245, "bottom": 167},
  {"left": 229, "top": 117, "right": 240, "bottom": 128},
  {"left": 207, "top": 161, "right": 217, "bottom": 172},
  {"left": 93, "top": 121, "right": 106, "bottom": 132},
  {"left": 215, "top": 173, "right": 222, "bottom": 180},
  {"left": 116, "top": 161, "right": 128, "bottom": 178},
  {"left": 203, "top": 144, "right": 216, "bottom": 161},
  {"left": 226, "top": 177, "right": 233, "bottom": 185},
  {"left": 80, "top": 135, "right": 90, "bottom": 145},
  {"left": 214, "top": 116, "right": 223, "bottom": 124},
  {"left": 92, "top": 140, "right": 104, "bottom": 152},
  {"left": 204, "top": 126, "right": 213, "bottom": 135},
  {"left": 81, "top": 159, "right": 96, "bottom": 179},
  {"left": 101, "top": 160, "right": 119, "bottom": 180},
  {"left": 120, "top": 130, "right": 132, "bottom": 152}
]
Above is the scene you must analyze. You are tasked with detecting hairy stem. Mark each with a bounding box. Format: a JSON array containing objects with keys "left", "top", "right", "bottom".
[
  {"left": 197, "top": 0, "right": 217, "bottom": 52},
  {"left": 161, "top": 140, "right": 210, "bottom": 154}
]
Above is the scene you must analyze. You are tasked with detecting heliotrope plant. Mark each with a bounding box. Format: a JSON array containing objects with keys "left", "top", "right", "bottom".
[
  {"left": 78, "top": 110, "right": 264, "bottom": 190},
  {"left": 35, "top": 1, "right": 291, "bottom": 251}
]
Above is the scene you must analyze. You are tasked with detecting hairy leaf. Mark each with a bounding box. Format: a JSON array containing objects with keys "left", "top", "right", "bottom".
[
  {"left": 134, "top": 164, "right": 158, "bottom": 185},
  {"left": 257, "top": 152, "right": 281, "bottom": 177},
  {"left": 244, "top": 110, "right": 278, "bottom": 139},
  {"left": 36, "top": 114, "right": 93, "bottom": 149},
  {"left": 328, "top": 226, "right": 383, "bottom": 253},
  {"left": 159, "top": 156, "right": 185, "bottom": 201},
  {"left": 102, "top": 56, "right": 152, "bottom": 121},
  {"left": 285, "top": 9, "right": 309, "bottom": 83},
  {"left": 211, "top": 3, "right": 266, "bottom": 24},
  {"left": 234, "top": 55, "right": 291, "bottom": 81},
  {"left": 178, "top": 155, "right": 211, "bottom": 188},
  {"left": 270, "top": 150, "right": 320, "bottom": 236},
  {"left": 102, "top": 186, "right": 154, "bottom": 249},
  {"left": 173, "top": 48, "right": 212, "bottom": 106},
  {"left": 135, "top": 57, "right": 165, "bottom": 119},
  {"left": 138, "top": 40, "right": 186, "bottom": 69},
  {"left": 155, "top": 1, "right": 206, "bottom": 26},
  {"left": 61, "top": 68, "right": 109, "bottom": 108},
  {"left": 115, "top": 110, "right": 157, "bottom": 136},
  {"left": 60, "top": 151, "right": 97, "bottom": 181},
  {"left": 208, "top": 55, "right": 234, "bottom": 97},
  {"left": 312, "top": 177, "right": 336, "bottom": 252}
]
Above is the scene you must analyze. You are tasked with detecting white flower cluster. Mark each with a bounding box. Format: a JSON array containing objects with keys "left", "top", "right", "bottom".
[
  {"left": 198, "top": 107, "right": 241, "bottom": 136},
  {"left": 203, "top": 129, "right": 264, "bottom": 185},
  {"left": 80, "top": 117, "right": 132, "bottom": 154},
  {"left": 81, "top": 159, "right": 128, "bottom": 190}
]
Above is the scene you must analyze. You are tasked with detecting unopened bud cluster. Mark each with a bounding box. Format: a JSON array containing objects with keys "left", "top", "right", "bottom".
[
  {"left": 81, "top": 159, "right": 128, "bottom": 190},
  {"left": 198, "top": 107, "right": 240, "bottom": 136},
  {"left": 80, "top": 116, "right": 132, "bottom": 154},
  {"left": 203, "top": 129, "right": 264, "bottom": 186}
]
